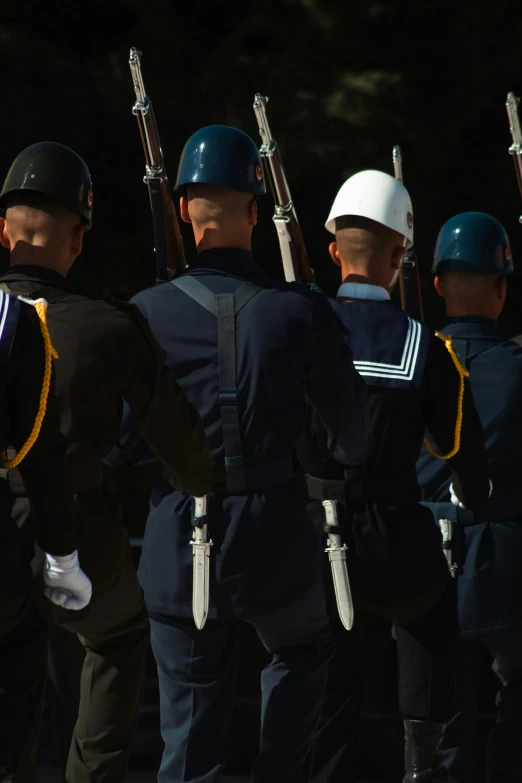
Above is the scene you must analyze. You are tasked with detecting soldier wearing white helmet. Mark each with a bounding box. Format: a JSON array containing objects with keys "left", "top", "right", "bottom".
[{"left": 297, "top": 170, "right": 490, "bottom": 783}]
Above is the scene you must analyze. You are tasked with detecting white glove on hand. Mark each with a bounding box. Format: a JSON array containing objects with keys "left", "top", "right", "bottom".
[
  {"left": 450, "top": 480, "right": 493, "bottom": 509},
  {"left": 43, "top": 550, "right": 92, "bottom": 611}
]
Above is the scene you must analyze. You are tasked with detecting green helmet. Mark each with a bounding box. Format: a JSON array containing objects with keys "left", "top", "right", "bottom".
[{"left": 0, "top": 142, "right": 93, "bottom": 229}]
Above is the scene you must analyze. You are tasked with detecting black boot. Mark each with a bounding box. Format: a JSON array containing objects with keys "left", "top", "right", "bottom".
[{"left": 403, "top": 720, "right": 452, "bottom": 782}]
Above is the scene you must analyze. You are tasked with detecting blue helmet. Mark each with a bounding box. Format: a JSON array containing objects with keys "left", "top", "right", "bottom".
[
  {"left": 174, "top": 125, "right": 266, "bottom": 196},
  {"left": 432, "top": 212, "right": 513, "bottom": 276}
]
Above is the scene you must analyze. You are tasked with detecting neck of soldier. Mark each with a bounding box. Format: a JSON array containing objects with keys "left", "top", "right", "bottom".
[
  {"left": 193, "top": 223, "right": 252, "bottom": 254},
  {"left": 9, "top": 242, "right": 73, "bottom": 278},
  {"left": 340, "top": 259, "right": 396, "bottom": 292}
]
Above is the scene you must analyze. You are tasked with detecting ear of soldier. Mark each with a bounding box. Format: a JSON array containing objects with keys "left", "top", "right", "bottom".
[
  {"left": 296, "top": 169, "right": 490, "bottom": 783},
  {"left": 417, "top": 212, "right": 521, "bottom": 781},
  {"left": 0, "top": 140, "right": 220, "bottom": 782},
  {"left": 108, "top": 123, "right": 371, "bottom": 783}
]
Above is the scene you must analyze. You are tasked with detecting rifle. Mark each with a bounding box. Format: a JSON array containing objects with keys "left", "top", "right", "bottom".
[
  {"left": 506, "top": 92, "right": 522, "bottom": 223},
  {"left": 392, "top": 146, "right": 424, "bottom": 322},
  {"left": 129, "top": 47, "right": 186, "bottom": 282},
  {"left": 253, "top": 94, "right": 313, "bottom": 284}
]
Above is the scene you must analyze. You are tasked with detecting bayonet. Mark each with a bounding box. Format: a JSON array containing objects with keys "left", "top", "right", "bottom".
[
  {"left": 438, "top": 519, "right": 458, "bottom": 578},
  {"left": 191, "top": 496, "right": 212, "bottom": 630},
  {"left": 323, "top": 500, "right": 354, "bottom": 631}
]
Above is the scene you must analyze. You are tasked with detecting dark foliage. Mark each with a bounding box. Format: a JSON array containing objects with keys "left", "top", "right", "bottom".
[{"left": 1, "top": 0, "right": 522, "bottom": 334}]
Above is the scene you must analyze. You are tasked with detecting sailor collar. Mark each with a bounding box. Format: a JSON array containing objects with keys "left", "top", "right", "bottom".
[{"left": 336, "top": 282, "right": 391, "bottom": 301}]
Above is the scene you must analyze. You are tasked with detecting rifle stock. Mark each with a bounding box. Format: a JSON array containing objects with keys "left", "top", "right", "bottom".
[
  {"left": 392, "top": 146, "right": 424, "bottom": 322},
  {"left": 129, "top": 47, "right": 186, "bottom": 282},
  {"left": 253, "top": 93, "right": 313, "bottom": 284}
]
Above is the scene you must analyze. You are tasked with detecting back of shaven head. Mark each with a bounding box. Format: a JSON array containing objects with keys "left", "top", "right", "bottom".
[
  {"left": 335, "top": 215, "right": 404, "bottom": 267},
  {"left": 439, "top": 270, "right": 500, "bottom": 307},
  {"left": 6, "top": 192, "right": 81, "bottom": 245},
  {"left": 186, "top": 184, "right": 253, "bottom": 228}
]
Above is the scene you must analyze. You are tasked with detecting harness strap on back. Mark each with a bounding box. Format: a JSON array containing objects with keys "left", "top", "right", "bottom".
[{"left": 171, "top": 275, "right": 262, "bottom": 492}]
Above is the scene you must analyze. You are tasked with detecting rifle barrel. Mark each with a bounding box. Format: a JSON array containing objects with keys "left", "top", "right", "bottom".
[
  {"left": 506, "top": 92, "right": 522, "bottom": 215},
  {"left": 392, "top": 145, "right": 403, "bottom": 182}
]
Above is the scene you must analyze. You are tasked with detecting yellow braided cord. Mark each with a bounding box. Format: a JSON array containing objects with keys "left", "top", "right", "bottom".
[
  {"left": 3, "top": 301, "right": 58, "bottom": 468},
  {"left": 423, "top": 331, "right": 469, "bottom": 460}
]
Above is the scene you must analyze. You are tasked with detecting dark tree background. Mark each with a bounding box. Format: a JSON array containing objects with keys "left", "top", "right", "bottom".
[{"left": 1, "top": 0, "right": 522, "bottom": 333}]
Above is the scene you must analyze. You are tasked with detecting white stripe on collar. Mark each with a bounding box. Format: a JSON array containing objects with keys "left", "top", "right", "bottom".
[{"left": 336, "top": 282, "right": 390, "bottom": 301}]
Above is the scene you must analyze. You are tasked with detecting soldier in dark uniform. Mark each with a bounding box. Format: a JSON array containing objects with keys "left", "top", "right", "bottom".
[
  {"left": 417, "top": 212, "right": 522, "bottom": 783},
  {"left": 296, "top": 172, "right": 491, "bottom": 783},
  {"left": 0, "top": 290, "right": 92, "bottom": 781},
  {"left": 0, "top": 142, "right": 220, "bottom": 783},
  {"left": 108, "top": 125, "right": 370, "bottom": 783}
]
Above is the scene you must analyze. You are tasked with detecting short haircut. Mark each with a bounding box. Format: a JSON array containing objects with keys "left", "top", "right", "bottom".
[
  {"left": 6, "top": 191, "right": 79, "bottom": 222},
  {"left": 186, "top": 183, "right": 253, "bottom": 226},
  {"left": 335, "top": 215, "right": 404, "bottom": 264},
  {"left": 438, "top": 270, "right": 500, "bottom": 300}
]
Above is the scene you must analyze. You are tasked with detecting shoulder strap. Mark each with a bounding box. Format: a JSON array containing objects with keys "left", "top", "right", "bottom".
[
  {"left": 0, "top": 282, "right": 69, "bottom": 306},
  {"left": 171, "top": 275, "right": 262, "bottom": 492},
  {"left": 26, "top": 286, "right": 70, "bottom": 305}
]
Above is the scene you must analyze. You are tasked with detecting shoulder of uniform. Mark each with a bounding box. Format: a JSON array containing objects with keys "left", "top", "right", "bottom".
[
  {"left": 110, "top": 296, "right": 165, "bottom": 359},
  {"left": 511, "top": 334, "right": 522, "bottom": 348}
]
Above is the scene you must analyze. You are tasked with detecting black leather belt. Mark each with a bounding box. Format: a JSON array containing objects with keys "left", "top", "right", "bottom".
[{"left": 306, "top": 470, "right": 419, "bottom": 506}]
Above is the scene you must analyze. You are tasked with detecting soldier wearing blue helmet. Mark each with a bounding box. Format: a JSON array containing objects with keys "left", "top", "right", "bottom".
[
  {"left": 175, "top": 124, "right": 267, "bottom": 196},
  {"left": 418, "top": 212, "right": 522, "bottom": 783},
  {"left": 109, "top": 125, "right": 370, "bottom": 783}
]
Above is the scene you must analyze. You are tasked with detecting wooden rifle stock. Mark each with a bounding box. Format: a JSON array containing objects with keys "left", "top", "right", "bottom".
[
  {"left": 129, "top": 48, "right": 186, "bottom": 282},
  {"left": 392, "top": 146, "right": 424, "bottom": 322},
  {"left": 253, "top": 94, "right": 314, "bottom": 284}
]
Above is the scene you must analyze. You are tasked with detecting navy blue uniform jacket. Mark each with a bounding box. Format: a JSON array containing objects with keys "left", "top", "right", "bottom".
[
  {"left": 417, "top": 317, "right": 522, "bottom": 638},
  {"left": 297, "top": 287, "right": 489, "bottom": 622},
  {"left": 111, "top": 249, "right": 369, "bottom": 619}
]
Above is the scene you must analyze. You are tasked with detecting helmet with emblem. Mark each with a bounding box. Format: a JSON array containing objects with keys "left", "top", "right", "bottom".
[
  {"left": 0, "top": 142, "right": 93, "bottom": 229},
  {"left": 432, "top": 212, "right": 513, "bottom": 276},
  {"left": 175, "top": 125, "right": 266, "bottom": 196},
  {"left": 325, "top": 170, "right": 414, "bottom": 248}
]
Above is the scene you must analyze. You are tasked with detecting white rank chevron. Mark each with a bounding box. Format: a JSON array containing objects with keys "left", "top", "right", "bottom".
[{"left": 354, "top": 317, "right": 421, "bottom": 380}]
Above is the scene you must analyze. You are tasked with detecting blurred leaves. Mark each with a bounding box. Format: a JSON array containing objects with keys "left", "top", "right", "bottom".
[{"left": 0, "top": 0, "right": 522, "bottom": 330}]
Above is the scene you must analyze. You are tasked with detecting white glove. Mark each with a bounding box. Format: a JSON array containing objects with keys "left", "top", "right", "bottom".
[
  {"left": 450, "top": 480, "right": 493, "bottom": 509},
  {"left": 43, "top": 550, "right": 92, "bottom": 611}
]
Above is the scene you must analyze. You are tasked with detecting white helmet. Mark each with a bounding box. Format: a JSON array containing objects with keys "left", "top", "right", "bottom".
[{"left": 325, "top": 170, "right": 414, "bottom": 248}]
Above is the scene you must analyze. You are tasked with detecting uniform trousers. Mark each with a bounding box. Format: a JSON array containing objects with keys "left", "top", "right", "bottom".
[
  {"left": 12, "top": 485, "right": 149, "bottom": 783},
  {"left": 0, "top": 546, "right": 47, "bottom": 782},
  {"left": 442, "top": 633, "right": 522, "bottom": 783},
  {"left": 311, "top": 564, "right": 457, "bottom": 783},
  {"left": 149, "top": 581, "right": 334, "bottom": 783}
]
